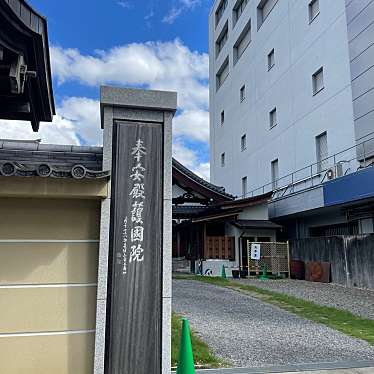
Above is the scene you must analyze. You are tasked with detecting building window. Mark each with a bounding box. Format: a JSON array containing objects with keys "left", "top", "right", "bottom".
[
  {"left": 267, "top": 49, "right": 275, "bottom": 71},
  {"left": 220, "top": 110, "right": 225, "bottom": 125},
  {"left": 257, "top": 0, "right": 279, "bottom": 29},
  {"left": 269, "top": 107, "right": 277, "bottom": 128},
  {"left": 233, "top": 0, "right": 249, "bottom": 26},
  {"left": 242, "top": 176, "right": 247, "bottom": 197},
  {"left": 216, "top": 57, "right": 229, "bottom": 90},
  {"left": 216, "top": 0, "right": 228, "bottom": 27},
  {"left": 216, "top": 22, "right": 228, "bottom": 58},
  {"left": 316, "top": 132, "right": 328, "bottom": 172},
  {"left": 271, "top": 159, "right": 279, "bottom": 189},
  {"left": 240, "top": 85, "right": 246, "bottom": 102},
  {"left": 233, "top": 20, "right": 251, "bottom": 64},
  {"left": 312, "top": 67, "right": 324, "bottom": 95},
  {"left": 241, "top": 134, "right": 247, "bottom": 151},
  {"left": 221, "top": 152, "right": 226, "bottom": 167},
  {"left": 309, "top": 0, "right": 319, "bottom": 23}
]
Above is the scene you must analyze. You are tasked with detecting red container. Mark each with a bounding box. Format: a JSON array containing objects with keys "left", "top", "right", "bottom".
[{"left": 290, "top": 260, "right": 305, "bottom": 280}]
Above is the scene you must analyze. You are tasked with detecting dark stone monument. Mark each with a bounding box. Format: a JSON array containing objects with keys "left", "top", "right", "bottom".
[{"left": 94, "top": 87, "right": 176, "bottom": 374}]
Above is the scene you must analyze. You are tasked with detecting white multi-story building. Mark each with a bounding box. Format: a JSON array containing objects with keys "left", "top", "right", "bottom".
[{"left": 209, "top": 0, "right": 374, "bottom": 198}]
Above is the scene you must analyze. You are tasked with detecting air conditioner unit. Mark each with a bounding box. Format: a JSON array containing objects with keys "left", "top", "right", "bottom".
[
  {"left": 326, "top": 168, "right": 335, "bottom": 180},
  {"left": 326, "top": 164, "right": 344, "bottom": 180}
]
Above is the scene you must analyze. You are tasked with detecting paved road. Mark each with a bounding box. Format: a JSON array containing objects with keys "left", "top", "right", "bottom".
[
  {"left": 230, "top": 279, "right": 374, "bottom": 320},
  {"left": 172, "top": 280, "right": 374, "bottom": 368},
  {"left": 192, "top": 360, "right": 374, "bottom": 373},
  {"left": 195, "top": 367, "right": 374, "bottom": 374}
]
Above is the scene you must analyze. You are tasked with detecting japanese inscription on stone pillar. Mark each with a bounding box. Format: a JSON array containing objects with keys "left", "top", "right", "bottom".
[{"left": 106, "top": 121, "right": 163, "bottom": 374}]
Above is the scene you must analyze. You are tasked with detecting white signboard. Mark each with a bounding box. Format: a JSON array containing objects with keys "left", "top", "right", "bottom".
[{"left": 251, "top": 243, "right": 261, "bottom": 260}]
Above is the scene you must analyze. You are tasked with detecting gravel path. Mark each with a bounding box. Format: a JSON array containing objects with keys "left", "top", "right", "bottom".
[
  {"left": 173, "top": 279, "right": 374, "bottom": 368},
  {"left": 229, "top": 279, "right": 374, "bottom": 320}
]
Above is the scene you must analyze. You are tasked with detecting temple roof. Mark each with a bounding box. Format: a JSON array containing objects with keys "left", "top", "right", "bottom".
[
  {"left": 0, "top": 140, "right": 107, "bottom": 179},
  {"left": 0, "top": 140, "right": 231, "bottom": 197},
  {"left": 0, "top": 0, "right": 55, "bottom": 131},
  {"left": 172, "top": 158, "right": 234, "bottom": 202}
]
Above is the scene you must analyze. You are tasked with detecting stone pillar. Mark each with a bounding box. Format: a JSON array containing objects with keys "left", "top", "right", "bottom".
[{"left": 94, "top": 86, "right": 176, "bottom": 374}]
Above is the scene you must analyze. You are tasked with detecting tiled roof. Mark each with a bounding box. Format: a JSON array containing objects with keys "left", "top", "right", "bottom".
[
  {"left": 0, "top": 140, "right": 107, "bottom": 179},
  {"left": 172, "top": 158, "right": 234, "bottom": 199},
  {"left": 0, "top": 141, "right": 232, "bottom": 191}
]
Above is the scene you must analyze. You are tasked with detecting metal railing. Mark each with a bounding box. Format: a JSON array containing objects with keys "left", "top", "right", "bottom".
[{"left": 243, "top": 134, "right": 374, "bottom": 200}]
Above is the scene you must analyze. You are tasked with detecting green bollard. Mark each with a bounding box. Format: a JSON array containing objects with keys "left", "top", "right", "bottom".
[
  {"left": 176, "top": 318, "right": 195, "bottom": 374},
  {"left": 260, "top": 265, "right": 269, "bottom": 280},
  {"left": 221, "top": 264, "right": 226, "bottom": 278}
]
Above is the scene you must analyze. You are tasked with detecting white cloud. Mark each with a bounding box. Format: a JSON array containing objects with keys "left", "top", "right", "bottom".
[
  {"left": 0, "top": 116, "right": 80, "bottom": 145},
  {"left": 0, "top": 97, "right": 101, "bottom": 146},
  {"left": 0, "top": 39, "right": 210, "bottom": 179},
  {"left": 162, "top": 8, "right": 183, "bottom": 24},
  {"left": 173, "top": 140, "right": 210, "bottom": 180},
  {"left": 117, "top": 1, "right": 132, "bottom": 9},
  {"left": 51, "top": 39, "right": 209, "bottom": 111},
  {"left": 162, "top": 0, "right": 201, "bottom": 24},
  {"left": 194, "top": 162, "right": 210, "bottom": 181},
  {"left": 181, "top": 0, "right": 201, "bottom": 5},
  {"left": 173, "top": 109, "right": 209, "bottom": 143},
  {"left": 144, "top": 10, "right": 154, "bottom": 20},
  {"left": 58, "top": 97, "right": 102, "bottom": 145}
]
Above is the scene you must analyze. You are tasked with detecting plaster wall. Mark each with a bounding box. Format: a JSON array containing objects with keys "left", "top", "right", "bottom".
[
  {"left": 238, "top": 202, "right": 269, "bottom": 220},
  {"left": 0, "top": 197, "right": 100, "bottom": 374}
]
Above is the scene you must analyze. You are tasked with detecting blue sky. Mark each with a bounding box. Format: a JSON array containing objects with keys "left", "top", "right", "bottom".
[{"left": 0, "top": 0, "right": 214, "bottom": 179}]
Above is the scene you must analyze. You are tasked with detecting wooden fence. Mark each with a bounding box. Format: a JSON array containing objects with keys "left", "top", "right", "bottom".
[{"left": 290, "top": 234, "right": 374, "bottom": 289}]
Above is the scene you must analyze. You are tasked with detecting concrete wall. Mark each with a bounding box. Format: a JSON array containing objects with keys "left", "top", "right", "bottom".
[
  {"left": 269, "top": 185, "right": 324, "bottom": 219},
  {"left": 0, "top": 197, "right": 100, "bottom": 374},
  {"left": 345, "top": 0, "right": 374, "bottom": 157},
  {"left": 210, "top": 0, "right": 356, "bottom": 196}
]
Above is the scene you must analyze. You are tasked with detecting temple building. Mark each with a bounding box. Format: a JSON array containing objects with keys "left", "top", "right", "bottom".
[{"left": 172, "top": 158, "right": 282, "bottom": 275}]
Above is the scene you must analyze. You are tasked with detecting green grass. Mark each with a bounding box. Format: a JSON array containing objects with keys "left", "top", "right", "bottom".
[
  {"left": 174, "top": 274, "right": 374, "bottom": 345},
  {"left": 171, "top": 312, "right": 227, "bottom": 369}
]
